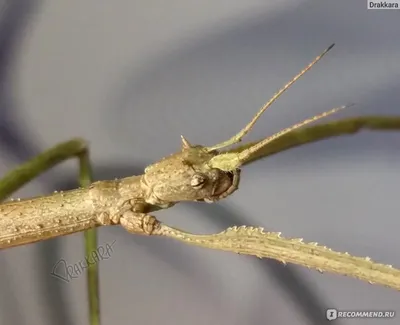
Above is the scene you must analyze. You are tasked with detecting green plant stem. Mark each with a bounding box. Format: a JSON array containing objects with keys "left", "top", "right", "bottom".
[
  {"left": 226, "top": 116, "right": 400, "bottom": 164},
  {"left": 79, "top": 152, "right": 99, "bottom": 325}
]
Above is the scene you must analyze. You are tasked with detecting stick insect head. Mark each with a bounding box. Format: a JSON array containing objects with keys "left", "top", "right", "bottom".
[
  {"left": 141, "top": 138, "right": 240, "bottom": 206},
  {"left": 143, "top": 44, "right": 349, "bottom": 205}
]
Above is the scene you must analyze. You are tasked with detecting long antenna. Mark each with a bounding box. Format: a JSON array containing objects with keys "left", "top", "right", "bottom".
[{"left": 206, "top": 44, "right": 336, "bottom": 152}]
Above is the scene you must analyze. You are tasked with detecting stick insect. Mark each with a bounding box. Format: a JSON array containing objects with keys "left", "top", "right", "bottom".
[
  {"left": 1, "top": 44, "right": 400, "bottom": 324},
  {"left": 0, "top": 44, "right": 346, "bottom": 248}
]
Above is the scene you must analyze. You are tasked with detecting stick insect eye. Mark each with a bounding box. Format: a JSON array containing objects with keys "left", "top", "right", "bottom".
[{"left": 190, "top": 173, "right": 207, "bottom": 189}]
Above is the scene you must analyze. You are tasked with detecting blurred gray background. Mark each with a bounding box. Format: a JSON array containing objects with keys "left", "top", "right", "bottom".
[{"left": 0, "top": 0, "right": 399, "bottom": 324}]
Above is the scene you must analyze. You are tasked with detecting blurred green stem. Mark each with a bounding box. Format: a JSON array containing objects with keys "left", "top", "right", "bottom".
[{"left": 227, "top": 116, "right": 400, "bottom": 164}]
